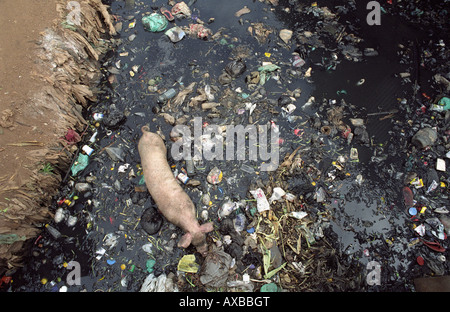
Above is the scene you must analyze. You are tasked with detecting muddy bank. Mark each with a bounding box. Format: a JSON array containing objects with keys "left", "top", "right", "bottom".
[{"left": 0, "top": 0, "right": 116, "bottom": 276}]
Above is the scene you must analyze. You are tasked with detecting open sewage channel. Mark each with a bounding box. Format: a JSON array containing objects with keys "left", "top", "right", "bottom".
[{"left": 5, "top": 0, "right": 450, "bottom": 292}]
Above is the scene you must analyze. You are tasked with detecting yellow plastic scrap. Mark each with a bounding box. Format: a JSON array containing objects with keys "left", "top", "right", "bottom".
[
  {"left": 177, "top": 255, "right": 199, "bottom": 273},
  {"left": 410, "top": 177, "right": 424, "bottom": 188}
]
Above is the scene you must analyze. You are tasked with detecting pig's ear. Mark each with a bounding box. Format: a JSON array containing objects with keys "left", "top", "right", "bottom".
[
  {"left": 200, "top": 222, "right": 214, "bottom": 233},
  {"left": 178, "top": 233, "right": 192, "bottom": 248}
]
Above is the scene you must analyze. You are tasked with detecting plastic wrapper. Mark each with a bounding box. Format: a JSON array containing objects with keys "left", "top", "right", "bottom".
[
  {"left": 250, "top": 188, "right": 270, "bottom": 213},
  {"left": 142, "top": 13, "right": 168, "bottom": 32}
]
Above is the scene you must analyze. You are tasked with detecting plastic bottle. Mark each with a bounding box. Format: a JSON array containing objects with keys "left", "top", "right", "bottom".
[
  {"left": 185, "top": 159, "right": 195, "bottom": 175},
  {"left": 93, "top": 113, "right": 104, "bottom": 121},
  {"left": 204, "top": 84, "right": 214, "bottom": 101},
  {"left": 45, "top": 224, "right": 61, "bottom": 239},
  {"left": 240, "top": 164, "right": 255, "bottom": 174},
  {"left": 157, "top": 88, "right": 177, "bottom": 103},
  {"left": 89, "top": 131, "right": 98, "bottom": 143}
]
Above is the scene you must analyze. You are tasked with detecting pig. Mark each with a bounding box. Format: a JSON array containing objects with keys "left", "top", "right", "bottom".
[{"left": 138, "top": 125, "right": 213, "bottom": 255}]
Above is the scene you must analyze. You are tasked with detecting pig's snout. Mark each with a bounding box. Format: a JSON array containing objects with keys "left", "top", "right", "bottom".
[{"left": 178, "top": 222, "right": 214, "bottom": 255}]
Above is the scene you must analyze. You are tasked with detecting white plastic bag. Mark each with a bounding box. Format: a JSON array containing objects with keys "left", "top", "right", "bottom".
[
  {"left": 269, "top": 187, "right": 286, "bottom": 204},
  {"left": 250, "top": 188, "right": 270, "bottom": 213}
]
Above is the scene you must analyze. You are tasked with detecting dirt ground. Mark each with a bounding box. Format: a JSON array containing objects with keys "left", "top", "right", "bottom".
[{"left": 0, "top": 0, "right": 59, "bottom": 206}]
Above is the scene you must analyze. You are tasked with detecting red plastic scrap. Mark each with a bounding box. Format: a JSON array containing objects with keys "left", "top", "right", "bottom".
[
  {"left": 63, "top": 128, "right": 81, "bottom": 145},
  {"left": 422, "top": 93, "right": 431, "bottom": 100},
  {"left": 0, "top": 276, "right": 12, "bottom": 287},
  {"left": 341, "top": 127, "right": 351, "bottom": 138},
  {"left": 402, "top": 186, "right": 414, "bottom": 207},
  {"left": 416, "top": 256, "right": 424, "bottom": 266}
]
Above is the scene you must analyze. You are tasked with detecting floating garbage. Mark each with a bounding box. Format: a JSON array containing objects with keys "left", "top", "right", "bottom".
[
  {"left": 250, "top": 188, "right": 270, "bottom": 213},
  {"left": 207, "top": 167, "right": 223, "bottom": 184},
  {"left": 177, "top": 254, "right": 199, "bottom": 273},
  {"left": 165, "top": 26, "right": 186, "bottom": 43},
  {"left": 279, "top": 29, "right": 293, "bottom": 44},
  {"left": 71, "top": 153, "right": 89, "bottom": 176},
  {"left": 430, "top": 97, "right": 450, "bottom": 112},
  {"left": 171, "top": 1, "right": 191, "bottom": 18},
  {"left": 269, "top": 187, "right": 286, "bottom": 204},
  {"left": 258, "top": 63, "right": 280, "bottom": 85},
  {"left": 411, "top": 128, "right": 437, "bottom": 149},
  {"left": 189, "top": 23, "right": 212, "bottom": 39},
  {"left": 225, "top": 59, "right": 247, "bottom": 78},
  {"left": 288, "top": 211, "right": 308, "bottom": 220},
  {"left": 140, "top": 273, "right": 177, "bottom": 292},
  {"left": 292, "top": 53, "right": 305, "bottom": 67},
  {"left": 199, "top": 248, "right": 232, "bottom": 288},
  {"left": 105, "top": 146, "right": 125, "bottom": 162},
  {"left": 142, "top": 13, "right": 168, "bottom": 32},
  {"left": 218, "top": 200, "right": 238, "bottom": 219}
]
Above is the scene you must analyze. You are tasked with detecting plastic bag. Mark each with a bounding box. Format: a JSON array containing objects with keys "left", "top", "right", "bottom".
[
  {"left": 199, "top": 249, "right": 232, "bottom": 287},
  {"left": 225, "top": 59, "right": 247, "bottom": 78},
  {"left": 189, "top": 23, "right": 212, "bottom": 39},
  {"left": 250, "top": 188, "right": 270, "bottom": 213},
  {"left": 140, "top": 273, "right": 177, "bottom": 292},
  {"left": 218, "top": 200, "right": 238, "bottom": 219},
  {"left": 142, "top": 13, "right": 168, "bottom": 32},
  {"left": 177, "top": 254, "right": 199, "bottom": 273},
  {"left": 269, "top": 187, "right": 286, "bottom": 204},
  {"left": 258, "top": 63, "right": 280, "bottom": 85},
  {"left": 71, "top": 153, "right": 89, "bottom": 176},
  {"left": 171, "top": 1, "right": 191, "bottom": 18},
  {"left": 207, "top": 167, "right": 223, "bottom": 184},
  {"left": 165, "top": 26, "right": 185, "bottom": 42},
  {"left": 105, "top": 146, "right": 124, "bottom": 162}
]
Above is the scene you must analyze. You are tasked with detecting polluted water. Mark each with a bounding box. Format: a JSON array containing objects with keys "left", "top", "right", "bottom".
[{"left": 5, "top": 0, "right": 450, "bottom": 292}]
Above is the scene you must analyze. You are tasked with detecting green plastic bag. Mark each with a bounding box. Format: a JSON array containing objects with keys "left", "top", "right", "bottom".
[
  {"left": 71, "top": 153, "right": 89, "bottom": 176},
  {"left": 258, "top": 64, "right": 281, "bottom": 85},
  {"left": 438, "top": 97, "right": 450, "bottom": 110},
  {"left": 142, "top": 13, "right": 168, "bottom": 32},
  {"left": 146, "top": 259, "right": 156, "bottom": 273},
  {"left": 260, "top": 282, "right": 280, "bottom": 292}
]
